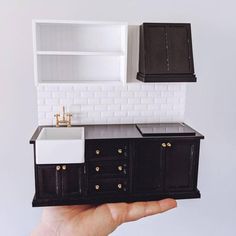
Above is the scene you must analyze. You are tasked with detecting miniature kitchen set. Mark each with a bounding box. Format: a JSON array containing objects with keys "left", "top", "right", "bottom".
[{"left": 30, "top": 20, "right": 204, "bottom": 207}]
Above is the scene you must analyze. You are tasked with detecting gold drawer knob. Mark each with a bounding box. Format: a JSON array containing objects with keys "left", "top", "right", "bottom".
[
  {"left": 95, "top": 166, "right": 100, "bottom": 172},
  {"left": 161, "top": 143, "right": 167, "bottom": 148},
  {"left": 95, "top": 149, "right": 100, "bottom": 155},
  {"left": 117, "top": 165, "right": 123, "bottom": 171},
  {"left": 118, "top": 149, "right": 123, "bottom": 154},
  {"left": 167, "top": 142, "right": 172, "bottom": 147},
  {"left": 95, "top": 184, "right": 100, "bottom": 190},
  {"left": 117, "top": 184, "right": 122, "bottom": 189},
  {"left": 62, "top": 165, "right": 66, "bottom": 170},
  {"left": 56, "top": 165, "right": 61, "bottom": 171}
]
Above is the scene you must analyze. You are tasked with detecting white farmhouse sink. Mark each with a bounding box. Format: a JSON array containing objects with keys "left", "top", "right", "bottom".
[{"left": 36, "top": 127, "right": 85, "bottom": 164}]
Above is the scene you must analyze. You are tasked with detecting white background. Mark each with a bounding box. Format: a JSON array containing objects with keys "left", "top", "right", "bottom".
[{"left": 0, "top": 0, "right": 236, "bottom": 235}]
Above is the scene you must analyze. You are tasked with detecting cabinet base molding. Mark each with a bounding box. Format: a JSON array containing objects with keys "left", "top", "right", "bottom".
[
  {"left": 32, "top": 190, "right": 201, "bottom": 207},
  {"left": 137, "top": 72, "right": 197, "bottom": 83}
]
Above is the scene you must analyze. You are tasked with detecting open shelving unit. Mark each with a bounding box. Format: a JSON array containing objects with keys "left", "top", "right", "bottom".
[{"left": 33, "top": 20, "right": 128, "bottom": 85}]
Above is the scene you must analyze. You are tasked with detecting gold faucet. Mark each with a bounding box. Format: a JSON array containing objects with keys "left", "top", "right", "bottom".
[{"left": 54, "top": 106, "right": 72, "bottom": 127}]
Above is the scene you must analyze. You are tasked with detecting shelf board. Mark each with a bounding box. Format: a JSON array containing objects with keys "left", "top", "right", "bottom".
[
  {"left": 38, "top": 79, "right": 124, "bottom": 85},
  {"left": 36, "top": 51, "right": 124, "bottom": 56}
]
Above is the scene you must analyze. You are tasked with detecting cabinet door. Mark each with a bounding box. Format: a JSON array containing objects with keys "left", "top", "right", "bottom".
[
  {"left": 165, "top": 141, "right": 196, "bottom": 191},
  {"left": 134, "top": 140, "right": 164, "bottom": 192},
  {"left": 166, "top": 25, "right": 193, "bottom": 74},
  {"left": 37, "top": 165, "right": 60, "bottom": 199},
  {"left": 61, "top": 164, "right": 82, "bottom": 198},
  {"left": 145, "top": 25, "right": 168, "bottom": 74}
]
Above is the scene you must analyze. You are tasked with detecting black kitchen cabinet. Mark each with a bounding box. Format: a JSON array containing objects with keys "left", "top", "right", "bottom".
[
  {"left": 30, "top": 123, "right": 204, "bottom": 207},
  {"left": 36, "top": 165, "right": 58, "bottom": 199},
  {"left": 36, "top": 164, "right": 83, "bottom": 199},
  {"left": 164, "top": 140, "right": 199, "bottom": 191},
  {"left": 137, "top": 23, "right": 197, "bottom": 82},
  {"left": 61, "top": 164, "right": 83, "bottom": 198},
  {"left": 133, "top": 139, "right": 199, "bottom": 194},
  {"left": 134, "top": 140, "right": 163, "bottom": 192},
  {"left": 86, "top": 139, "right": 130, "bottom": 196}
]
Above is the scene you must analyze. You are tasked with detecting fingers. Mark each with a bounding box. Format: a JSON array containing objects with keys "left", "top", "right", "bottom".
[
  {"left": 106, "top": 198, "right": 177, "bottom": 225},
  {"left": 125, "top": 198, "right": 177, "bottom": 222}
]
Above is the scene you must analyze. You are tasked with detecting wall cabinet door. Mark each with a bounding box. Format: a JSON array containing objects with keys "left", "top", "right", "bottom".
[
  {"left": 37, "top": 165, "right": 60, "bottom": 199},
  {"left": 145, "top": 25, "right": 167, "bottom": 74},
  {"left": 165, "top": 141, "right": 197, "bottom": 191},
  {"left": 144, "top": 24, "right": 193, "bottom": 74},
  {"left": 134, "top": 140, "right": 164, "bottom": 192},
  {"left": 61, "top": 164, "right": 82, "bottom": 198},
  {"left": 166, "top": 25, "right": 193, "bottom": 74}
]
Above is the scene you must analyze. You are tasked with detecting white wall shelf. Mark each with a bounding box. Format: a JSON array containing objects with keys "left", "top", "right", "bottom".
[{"left": 33, "top": 20, "right": 128, "bottom": 85}]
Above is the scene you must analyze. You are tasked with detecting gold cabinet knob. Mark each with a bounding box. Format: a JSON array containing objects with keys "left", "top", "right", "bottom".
[
  {"left": 117, "top": 165, "right": 123, "bottom": 171},
  {"left": 95, "top": 166, "right": 100, "bottom": 172},
  {"left": 117, "top": 183, "right": 122, "bottom": 189},
  {"left": 117, "top": 148, "right": 123, "bottom": 154},
  {"left": 95, "top": 184, "right": 100, "bottom": 190},
  {"left": 56, "top": 165, "right": 61, "bottom": 171},
  {"left": 161, "top": 143, "right": 167, "bottom": 148},
  {"left": 167, "top": 142, "right": 172, "bottom": 147},
  {"left": 95, "top": 149, "right": 100, "bottom": 155},
  {"left": 62, "top": 165, "right": 67, "bottom": 170}
]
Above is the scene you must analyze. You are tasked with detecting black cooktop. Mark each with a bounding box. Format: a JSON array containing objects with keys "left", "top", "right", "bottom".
[{"left": 136, "top": 123, "right": 196, "bottom": 136}]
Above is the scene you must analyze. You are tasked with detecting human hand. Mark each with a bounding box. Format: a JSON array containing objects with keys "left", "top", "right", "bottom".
[{"left": 32, "top": 199, "right": 177, "bottom": 236}]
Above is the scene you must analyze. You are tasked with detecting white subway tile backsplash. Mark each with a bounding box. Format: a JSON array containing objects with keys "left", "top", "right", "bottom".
[
  {"left": 38, "top": 91, "right": 51, "bottom": 98},
  {"left": 114, "top": 111, "right": 127, "bottom": 117},
  {"left": 128, "top": 98, "right": 140, "bottom": 104},
  {"left": 121, "top": 104, "right": 134, "bottom": 110},
  {"left": 73, "top": 98, "right": 88, "bottom": 105},
  {"left": 134, "top": 104, "right": 147, "bottom": 110},
  {"left": 45, "top": 86, "right": 59, "bottom": 92},
  {"left": 101, "top": 111, "right": 114, "bottom": 117},
  {"left": 121, "top": 91, "right": 135, "bottom": 98},
  {"left": 94, "top": 104, "right": 108, "bottom": 111},
  {"left": 114, "top": 98, "right": 127, "bottom": 104},
  {"left": 52, "top": 91, "right": 67, "bottom": 98},
  {"left": 107, "top": 104, "right": 121, "bottom": 111},
  {"left": 37, "top": 83, "right": 186, "bottom": 125},
  {"left": 45, "top": 98, "right": 59, "bottom": 106},
  {"left": 59, "top": 98, "right": 74, "bottom": 105}
]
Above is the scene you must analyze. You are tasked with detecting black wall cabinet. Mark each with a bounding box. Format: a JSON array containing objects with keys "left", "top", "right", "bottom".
[{"left": 137, "top": 23, "right": 197, "bottom": 82}]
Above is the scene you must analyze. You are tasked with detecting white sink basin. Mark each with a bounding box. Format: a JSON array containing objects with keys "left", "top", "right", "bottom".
[{"left": 36, "top": 127, "right": 85, "bottom": 164}]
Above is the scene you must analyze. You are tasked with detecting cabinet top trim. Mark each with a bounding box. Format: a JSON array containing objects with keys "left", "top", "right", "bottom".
[
  {"left": 30, "top": 123, "right": 204, "bottom": 144},
  {"left": 33, "top": 19, "right": 128, "bottom": 26}
]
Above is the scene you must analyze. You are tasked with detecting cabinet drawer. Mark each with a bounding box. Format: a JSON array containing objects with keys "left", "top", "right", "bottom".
[
  {"left": 88, "top": 161, "right": 128, "bottom": 178},
  {"left": 86, "top": 140, "right": 128, "bottom": 160},
  {"left": 88, "top": 179, "right": 128, "bottom": 194}
]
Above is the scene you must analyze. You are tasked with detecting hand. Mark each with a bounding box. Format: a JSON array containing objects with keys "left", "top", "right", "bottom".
[{"left": 32, "top": 199, "right": 177, "bottom": 236}]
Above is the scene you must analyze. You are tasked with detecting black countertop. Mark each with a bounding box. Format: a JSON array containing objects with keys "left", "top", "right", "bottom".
[{"left": 30, "top": 123, "right": 204, "bottom": 144}]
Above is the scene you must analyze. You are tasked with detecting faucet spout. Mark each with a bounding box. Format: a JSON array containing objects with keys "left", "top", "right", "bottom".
[{"left": 62, "top": 106, "right": 66, "bottom": 121}]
